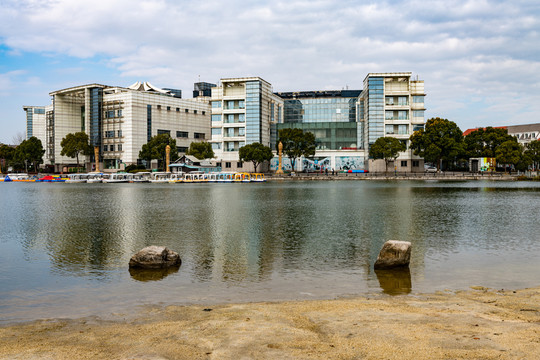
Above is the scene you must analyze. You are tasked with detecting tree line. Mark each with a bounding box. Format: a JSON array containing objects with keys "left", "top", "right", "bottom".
[{"left": 370, "top": 117, "right": 540, "bottom": 172}]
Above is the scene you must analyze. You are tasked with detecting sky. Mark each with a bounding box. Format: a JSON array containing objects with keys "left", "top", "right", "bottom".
[{"left": 1, "top": 0, "right": 539, "bottom": 144}]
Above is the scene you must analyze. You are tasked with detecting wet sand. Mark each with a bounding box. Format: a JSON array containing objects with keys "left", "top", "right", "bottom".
[{"left": 1, "top": 286, "right": 539, "bottom": 359}]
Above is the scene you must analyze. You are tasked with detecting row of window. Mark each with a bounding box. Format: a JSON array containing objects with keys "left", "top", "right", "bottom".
[
  {"left": 104, "top": 144, "right": 122, "bottom": 152},
  {"left": 154, "top": 105, "right": 205, "bottom": 115},
  {"left": 104, "top": 109, "right": 122, "bottom": 118},
  {"left": 156, "top": 129, "right": 206, "bottom": 139},
  {"left": 211, "top": 114, "right": 246, "bottom": 123},
  {"left": 104, "top": 130, "right": 122, "bottom": 138}
]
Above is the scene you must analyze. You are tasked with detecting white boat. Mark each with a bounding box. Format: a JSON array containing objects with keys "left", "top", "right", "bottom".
[
  {"left": 149, "top": 172, "right": 172, "bottom": 183},
  {"left": 86, "top": 173, "right": 106, "bottom": 183},
  {"left": 102, "top": 173, "right": 132, "bottom": 183},
  {"left": 66, "top": 173, "right": 88, "bottom": 183},
  {"left": 130, "top": 172, "right": 151, "bottom": 183}
]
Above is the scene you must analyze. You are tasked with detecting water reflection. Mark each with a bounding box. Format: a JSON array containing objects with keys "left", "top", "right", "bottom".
[
  {"left": 375, "top": 268, "right": 412, "bottom": 295},
  {"left": 129, "top": 266, "right": 180, "bottom": 282}
]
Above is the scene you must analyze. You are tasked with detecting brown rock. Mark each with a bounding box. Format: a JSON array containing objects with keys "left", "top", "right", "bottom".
[
  {"left": 129, "top": 246, "right": 181, "bottom": 269},
  {"left": 374, "top": 240, "right": 411, "bottom": 269}
]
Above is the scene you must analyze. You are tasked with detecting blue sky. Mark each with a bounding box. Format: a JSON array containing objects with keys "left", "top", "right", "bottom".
[{"left": 1, "top": 0, "right": 539, "bottom": 143}]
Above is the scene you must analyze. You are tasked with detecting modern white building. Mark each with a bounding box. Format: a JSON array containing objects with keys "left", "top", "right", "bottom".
[
  {"left": 360, "top": 72, "right": 426, "bottom": 172},
  {"left": 210, "top": 77, "right": 283, "bottom": 172},
  {"left": 25, "top": 82, "right": 211, "bottom": 172},
  {"left": 274, "top": 72, "right": 426, "bottom": 172}
]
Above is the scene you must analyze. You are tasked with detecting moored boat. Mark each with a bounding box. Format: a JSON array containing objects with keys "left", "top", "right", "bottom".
[
  {"left": 102, "top": 173, "right": 132, "bottom": 183},
  {"left": 149, "top": 172, "right": 172, "bottom": 183}
]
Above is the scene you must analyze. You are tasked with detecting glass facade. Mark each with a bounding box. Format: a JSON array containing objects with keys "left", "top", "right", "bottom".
[
  {"left": 245, "top": 80, "right": 261, "bottom": 144},
  {"left": 89, "top": 87, "right": 103, "bottom": 147},
  {"left": 283, "top": 97, "right": 357, "bottom": 123},
  {"left": 277, "top": 122, "right": 358, "bottom": 150},
  {"left": 26, "top": 108, "right": 33, "bottom": 137},
  {"left": 367, "top": 77, "right": 384, "bottom": 145}
]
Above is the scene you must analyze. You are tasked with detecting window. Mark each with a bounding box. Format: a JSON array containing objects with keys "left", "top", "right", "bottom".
[
  {"left": 385, "top": 125, "right": 394, "bottom": 134},
  {"left": 194, "top": 132, "right": 205, "bottom": 139},
  {"left": 227, "top": 100, "right": 235, "bottom": 109},
  {"left": 194, "top": 110, "right": 198, "bottom": 114},
  {"left": 117, "top": 109, "right": 122, "bottom": 117},
  {"left": 211, "top": 128, "right": 222, "bottom": 135},
  {"left": 105, "top": 130, "right": 115, "bottom": 138},
  {"left": 211, "top": 143, "right": 221, "bottom": 150},
  {"left": 177, "top": 146, "right": 188, "bottom": 152},
  {"left": 167, "top": 106, "right": 171, "bottom": 111},
  {"left": 157, "top": 129, "right": 170, "bottom": 136},
  {"left": 412, "top": 160, "right": 420, "bottom": 167},
  {"left": 157, "top": 105, "right": 162, "bottom": 110},
  {"left": 212, "top": 101, "right": 221, "bottom": 108},
  {"left": 176, "top": 131, "right": 188, "bottom": 138},
  {"left": 103, "top": 145, "right": 108, "bottom": 151},
  {"left": 118, "top": 144, "right": 122, "bottom": 151},
  {"left": 398, "top": 124, "right": 408, "bottom": 135},
  {"left": 401, "top": 161, "right": 407, "bottom": 167},
  {"left": 413, "top": 96, "right": 424, "bottom": 103},
  {"left": 117, "top": 130, "right": 122, "bottom": 137},
  {"left": 385, "top": 111, "right": 394, "bottom": 120},
  {"left": 228, "top": 114, "right": 235, "bottom": 123},
  {"left": 385, "top": 97, "right": 394, "bottom": 105},
  {"left": 397, "top": 97, "right": 408, "bottom": 106},
  {"left": 185, "top": 109, "right": 189, "bottom": 113},
  {"left": 34, "top": 108, "right": 45, "bottom": 114},
  {"left": 106, "top": 110, "right": 115, "bottom": 118},
  {"left": 227, "top": 128, "right": 235, "bottom": 137},
  {"left": 239, "top": 114, "right": 245, "bottom": 122},
  {"left": 398, "top": 111, "right": 408, "bottom": 120},
  {"left": 110, "top": 145, "right": 115, "bottom": 152},
  {"left": 176, "top": 108, "right": 180, "bottom": 112},
  {"left": 413, "top": 110, "right": 424, "bottom": 118},
  {"left": 225, "top": 162, "right": 232, "bottom": 168},
  {"left": 413, "top": 124, "right": 424, "bottom": 132},
  {"left": 212, "top": 114, "right": 222, "bottom": 122},
  {"left": 239, "top": 128, "right": 245, "bottom": 136},
  {"left": 202, "top": 111, "right": 205, "bottom": 115},
  {"left": 239, "top": 100, "right": 245, "bottom": 109},
  {"left": 237, "top": 162, "right": 243, "bottom": 168}
]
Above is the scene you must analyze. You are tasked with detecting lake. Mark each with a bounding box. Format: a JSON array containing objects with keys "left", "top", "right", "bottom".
[{"left": 1, "top": 180, "right": 539, "bottom": 323}]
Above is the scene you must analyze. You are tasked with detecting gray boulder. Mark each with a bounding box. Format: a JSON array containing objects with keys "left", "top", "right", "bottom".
[
  {"left": 129, "top": 246, "right": 181, "bottom": 269},
  {"left": 374, "top": 240, "right": 411, "bottom": 270}
]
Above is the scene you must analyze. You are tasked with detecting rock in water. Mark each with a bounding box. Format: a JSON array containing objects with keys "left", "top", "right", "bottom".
[
  {"left": 374, "top": 240, "right": 411, "bottom": 270},
  {"left": 129, "top": 246, "right": 181, "bottom": 269}
]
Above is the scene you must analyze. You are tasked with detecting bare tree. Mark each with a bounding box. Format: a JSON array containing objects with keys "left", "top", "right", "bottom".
[{"left": 11, "top": 132, "right": 25, "bottom": 145}]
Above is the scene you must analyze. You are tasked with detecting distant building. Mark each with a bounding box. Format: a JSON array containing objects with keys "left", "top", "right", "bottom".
[
  {"left": 210, "top": 77, "right": 283, "bottom": 172},
  {"left": 25, "top": 82, "right": 211, "bottom": 172},
  {"left": 463, "top": 124, "right": 540, "bottom": 145}
]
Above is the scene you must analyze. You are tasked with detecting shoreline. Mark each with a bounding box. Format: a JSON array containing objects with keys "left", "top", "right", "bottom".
[{"left": 1, "top": 286, "right": 539, "bottom": 359}]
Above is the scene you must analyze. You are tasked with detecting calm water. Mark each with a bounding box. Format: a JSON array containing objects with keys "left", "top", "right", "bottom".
[{"left": 1, "top": 180, "right": 539, "bottom": 323}]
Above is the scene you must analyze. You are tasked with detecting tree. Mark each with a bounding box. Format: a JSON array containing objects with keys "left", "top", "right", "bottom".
[
  {"left": 186, "top": 141, "right": 214, "bottom": 160},
  {"left": 0, "top": 144, "right": 16, "bottom": 172},
  {"left": 239, "top": 143, "right": 273, "bottom": 172},
  {"left": 139, "top": 134, "right": 178, "bottom": 169},
  {"left": 277, "top": 128, "right": 316, "bottom": 172},
  {"left": 14, "top": 136, "right": 45, "bottom": 172},
  {"left": 525, "top": 140, "right": 540, "bottom": 170},
  {"left": 369, "top": 137, "right": 406, "bottom": 173},
  {"left": 409, "top": 117, "right": 463, "bottom": 171},
  {"left": 464, "top": 127, "right": 514, "bottom": 158},
  {"left": 495, "top": 140, "right": 523, "bottom": 173},
  {"left": 60, "top": 132, "right": 93, "bottom": 169}
]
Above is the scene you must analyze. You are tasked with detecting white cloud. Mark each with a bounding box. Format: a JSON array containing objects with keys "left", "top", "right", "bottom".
[{"left": 0, "top": 0, "right": 539, "bottom": 135}]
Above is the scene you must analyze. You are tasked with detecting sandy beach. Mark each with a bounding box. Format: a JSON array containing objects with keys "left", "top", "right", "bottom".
[{"left": 1, "top": 286, "right": 539, "bottom": 359}]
